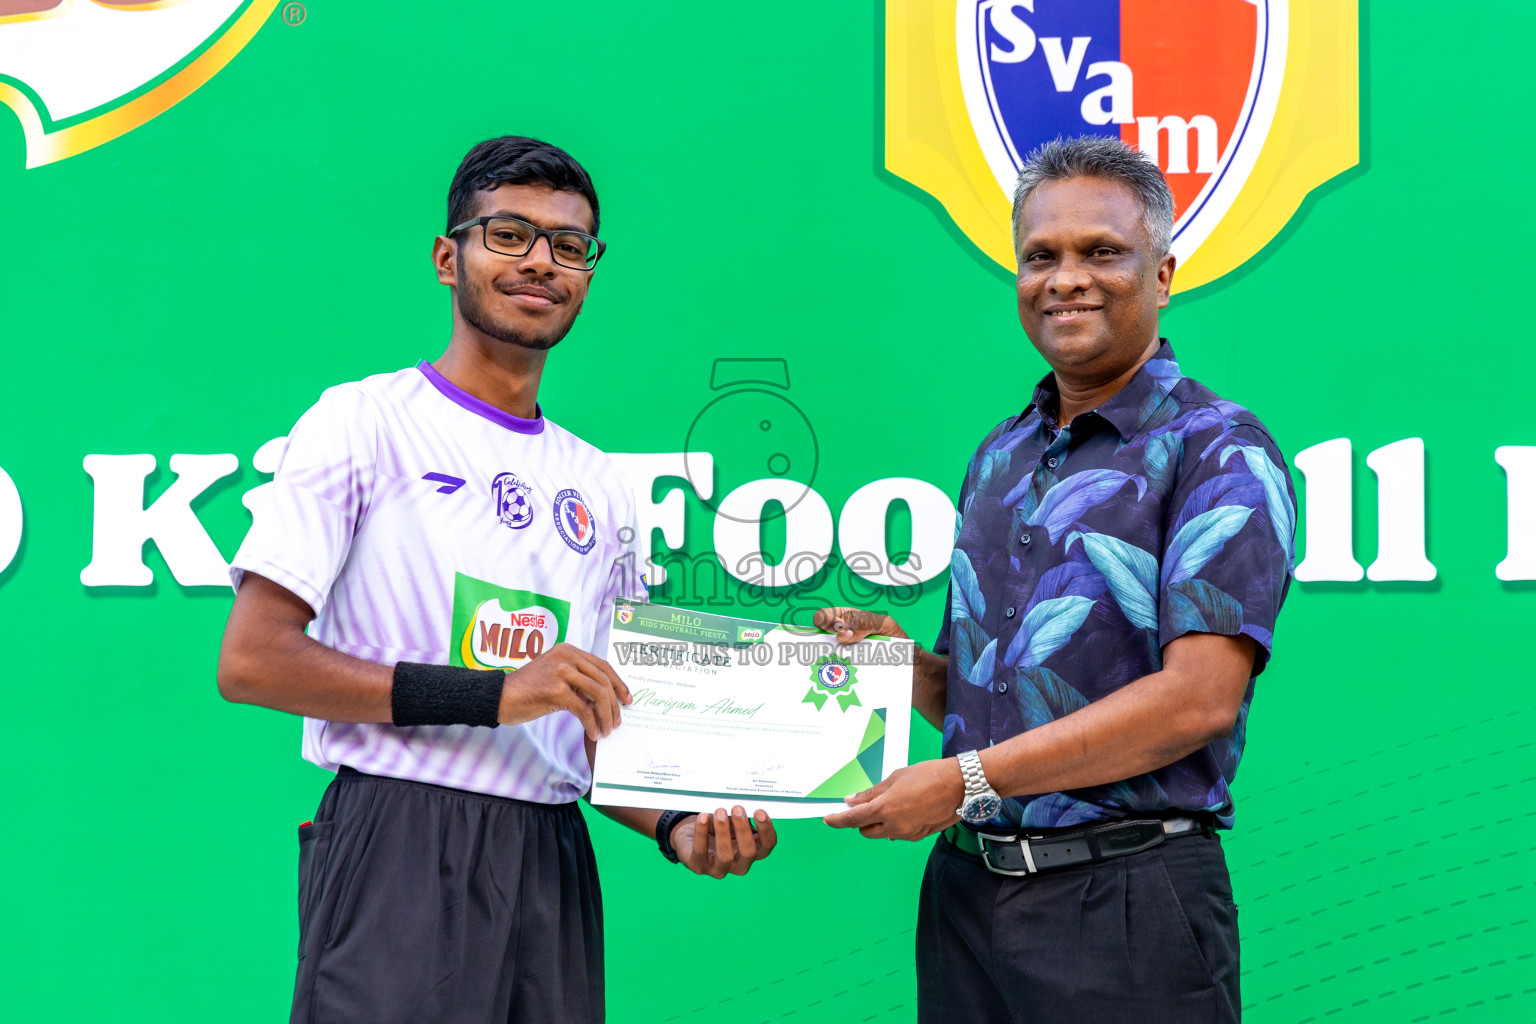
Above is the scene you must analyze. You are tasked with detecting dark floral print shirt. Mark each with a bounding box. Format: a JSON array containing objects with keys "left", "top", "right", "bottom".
[{"left": 935, "top": 342, "right": 1296, "bottom": 830}]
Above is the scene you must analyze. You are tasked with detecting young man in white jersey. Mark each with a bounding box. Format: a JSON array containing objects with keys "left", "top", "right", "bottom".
[{"left": 218, "top": 136, "right": 775, "bottom": 1023}]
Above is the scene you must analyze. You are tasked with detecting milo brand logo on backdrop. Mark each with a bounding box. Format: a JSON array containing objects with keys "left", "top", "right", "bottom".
[
  {"left": 885, "top": 0, "right": 1359, "bottom": 292},
  {"left": 0, "top": 0, "right": 277, "bottom": 168},
  {"left": 451, "top": 573, "right": 571, "bottom": 672}
]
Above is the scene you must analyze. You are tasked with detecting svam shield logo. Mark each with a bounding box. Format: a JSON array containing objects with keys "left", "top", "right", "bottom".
[
  {"left": 885, "top": 0, "right": 1358, "bottom": 292},
  {"left": 0, "top": 0, "right": 278, "bottom": 169}
]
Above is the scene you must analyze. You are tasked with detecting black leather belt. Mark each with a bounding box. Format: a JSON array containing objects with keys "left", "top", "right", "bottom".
[{"left": 943, "top": 816, "right": 1207, "bottom": 877}]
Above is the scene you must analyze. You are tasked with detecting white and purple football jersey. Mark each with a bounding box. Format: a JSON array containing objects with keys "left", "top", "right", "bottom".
[{"left": 231, "top": 362, "right": 644, "bottom": 803}]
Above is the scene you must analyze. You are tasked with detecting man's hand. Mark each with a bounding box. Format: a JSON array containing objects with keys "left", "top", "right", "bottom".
[
  {"left": 814, "top": 605, "right": 947, "bottom": 729},
  {"left": 812, "top": 606, "right": 908, "bottom": 645},
  {"left": 822, "top": 758, "right": 964, "bottom": 841},
  {"left": 498, "top": 643, "right": 631, "bottom": 741},
  {"left": 673, "top": 806, "right": 779, "bottom": 878}
]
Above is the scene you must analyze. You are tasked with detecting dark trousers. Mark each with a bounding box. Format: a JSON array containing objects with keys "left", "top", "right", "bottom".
[
  {"left": 291, "top": 768, "right": 604, "bottom": 1024},
  {"left": 917, "top": 829, "right": 1240, "bottom": 1023}
]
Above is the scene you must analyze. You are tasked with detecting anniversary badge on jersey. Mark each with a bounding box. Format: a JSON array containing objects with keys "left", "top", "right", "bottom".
[
  {"left": 0, "top": 0, "right": 277, "bottom": 169},
  {"left": 885, "top": 0, "right": 1359, "bottom": 292}
]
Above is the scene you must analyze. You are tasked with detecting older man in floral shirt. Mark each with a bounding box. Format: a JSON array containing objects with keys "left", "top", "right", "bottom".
[{"left": 820, "top": 136, "right": 1295, "bottom": 1024}]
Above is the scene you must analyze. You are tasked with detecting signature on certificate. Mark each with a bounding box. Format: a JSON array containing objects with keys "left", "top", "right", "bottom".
[{"left": 636, "top": 753, "right": 687, "bottom": 784}]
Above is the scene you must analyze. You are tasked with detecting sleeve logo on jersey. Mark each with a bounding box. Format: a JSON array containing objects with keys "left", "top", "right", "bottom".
[
  {"left": 450, "top": 573, "right": 571, "bottom": 672},
  {"left": 553, "top": 488, "right": 597, "bottom": 554},
  {"left": 885, "top": 0, "right": 1359, "bottom": 293},
  {"left": 491, "top": 472, "right": 534, "bottom": 530}
]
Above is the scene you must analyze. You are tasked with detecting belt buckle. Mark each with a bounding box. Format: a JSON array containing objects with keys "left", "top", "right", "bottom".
[{"left": 977, "top": 832, "right": 1037, "bottom": 877}]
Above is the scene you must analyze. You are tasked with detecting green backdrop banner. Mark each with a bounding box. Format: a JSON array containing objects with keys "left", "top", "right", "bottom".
[{"left": 1, "top": 2, "right": 1532, "bottom": 1022}]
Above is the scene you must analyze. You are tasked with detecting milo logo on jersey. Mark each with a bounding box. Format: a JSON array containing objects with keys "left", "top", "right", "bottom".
[
  {"left": 0, "top": 0, "right": 278, "bottom": 169},
  {"left": 885, "top": 0, "right": 1359, "bottom": 292},
  {"left": 451, "top": 573, "right": 571, "bottom": 672}
]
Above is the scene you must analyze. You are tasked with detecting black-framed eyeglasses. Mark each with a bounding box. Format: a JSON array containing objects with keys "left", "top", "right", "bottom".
[{"left": 448, "top": 215, "right": 606, "bottom": 271}]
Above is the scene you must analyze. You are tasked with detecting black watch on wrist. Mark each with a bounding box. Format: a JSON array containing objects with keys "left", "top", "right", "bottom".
[{"left": 655, "top": 809, "right": 695, "bottom": 863}]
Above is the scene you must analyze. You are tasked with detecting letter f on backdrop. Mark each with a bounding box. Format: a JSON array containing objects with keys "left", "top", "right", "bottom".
[{"left": 0, "top": 0, "right": 278, "bottom": 168}]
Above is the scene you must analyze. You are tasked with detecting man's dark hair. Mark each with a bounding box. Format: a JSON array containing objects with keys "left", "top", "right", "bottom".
[
  {"left": 1011, "top": 135, "right": 1174, "bottom": 258},
  {"left": 446, "top": 136, "right": 601, "bottom": 236}
]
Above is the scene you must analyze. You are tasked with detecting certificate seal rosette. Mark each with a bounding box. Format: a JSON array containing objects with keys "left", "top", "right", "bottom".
[
  {"left": 805, "top": 653, "right": 860, "bottom": 711},
  {"left": 590, "top": 603, "right": 914, "bottom": 817}
]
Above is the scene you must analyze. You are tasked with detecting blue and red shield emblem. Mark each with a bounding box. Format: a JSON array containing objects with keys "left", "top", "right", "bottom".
[
  {"left": 553, "top": 488, "right": 597, "bottom": 555},
  {"left": 817, "top": 661, "right": 851, "bottom": 690},
  {"left": 886, "top": 0, "right": 1359, "bottom": 291}
]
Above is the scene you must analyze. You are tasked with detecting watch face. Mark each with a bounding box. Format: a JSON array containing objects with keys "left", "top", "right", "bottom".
[{"left": 961, "top": 793, "right": 1003, "bottom": 823}]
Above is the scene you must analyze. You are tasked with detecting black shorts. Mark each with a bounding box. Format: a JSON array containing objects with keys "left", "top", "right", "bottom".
[
  {"left": 291, "top": 767, "right": 604, "bottom": 1024},
  {"left": 917, "top": 829, "right": 1241, "bottom": 1023}
]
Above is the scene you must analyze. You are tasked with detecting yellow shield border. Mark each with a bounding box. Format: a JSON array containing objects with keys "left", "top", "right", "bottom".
[
  {"left": 884, "top": 0, "right": 1360, "bottom": 293},
  {"left": 0, "top": 0, "right": 279, "bottom": 168}
]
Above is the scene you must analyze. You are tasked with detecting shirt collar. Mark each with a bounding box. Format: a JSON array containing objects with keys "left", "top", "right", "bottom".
[
  {"left": 416, "top": 360, "right": 545, "bottom": 435},
  {"left": 1020, "top": 340, "right": 1182, "bottom": 441}
]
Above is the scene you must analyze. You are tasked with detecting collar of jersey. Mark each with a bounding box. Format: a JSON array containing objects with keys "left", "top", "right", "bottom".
[{"left": 416, "top": 361, "right": 545, "bottom": 435}]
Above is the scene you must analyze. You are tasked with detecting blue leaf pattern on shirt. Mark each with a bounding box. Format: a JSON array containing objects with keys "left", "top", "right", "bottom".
[
  {"left": 1014, "top": 665, "right": 1090, "bottom": 730},
  {"left": 950, "top": 549, "right": 985, "bottom": 622},
  {"left": 966, "top": 638, "right": 997, "bottom": 689},
  {"left": 950, "top": 618, "right": 987, "bottom": 683},
  {"left": 973, "top": 448, "right": 1012, "bottom": 500},
  {"left": 1221, "top": 443, "right": 1297, "bottom": 559},
  {"left": 1003, "top": 595, "right": 1095, "bottom": 668},
  {"left": 1032, "top": 560, "right": 1107, "bottom": 603},
  {"left": 1162, "top": 505, "right": 1253, "bottom": 586},
  {"left": 1026, "top": 469, "right": 1144, "bottom": 543},
  {"left": 936, "top": 342, "right": 1295, "bottom": 830},
  {"left": 1166, "top": 578, "right": 1244, "bottom": 635},
  {"left": 1170, "top": 474, "right": 1263, "bottom": 536},
  {"left": 1066, "top": 530, "right": 1159, "bottom": 630}
]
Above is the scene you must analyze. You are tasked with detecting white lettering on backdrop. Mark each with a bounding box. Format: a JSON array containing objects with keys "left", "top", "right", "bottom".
[
  {"left": 1495, "top": 446, "right": 1536, "bottom": 581},
  {"left": 0, "top": 440, "right": 1521, "bottom": 589},
  {"left": 79, "top": 453, "right": 238, "bottom": 587},
  {"left": 0, "top": 463, "right": 20, "bottom": 575}
]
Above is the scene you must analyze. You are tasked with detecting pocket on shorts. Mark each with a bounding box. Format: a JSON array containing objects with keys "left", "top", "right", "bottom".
[{"left": 296, "top": 820, "right": 335, "bottom": 960}]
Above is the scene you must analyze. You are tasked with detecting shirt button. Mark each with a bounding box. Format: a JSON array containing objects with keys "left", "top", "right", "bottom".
[
  {"left": 1020, "top": 533, "right": 1031, "bottom": 545},
  {"left": 1047, "top": 457, "right": 1059, "bottom": 469},
  {"left": 1005, "top": 606, "right": 1016, "bottom": 618},
  {"left": 997, "top": 681, "right": 1009, "bottom": 694}
]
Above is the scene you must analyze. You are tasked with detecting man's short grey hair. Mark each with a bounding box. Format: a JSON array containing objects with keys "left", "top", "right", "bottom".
[{"left": 1011, "top": 135, "right": 1175, "bottom": 259}]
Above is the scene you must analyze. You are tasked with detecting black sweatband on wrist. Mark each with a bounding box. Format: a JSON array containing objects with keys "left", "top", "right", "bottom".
[
  {"left": 390, "top": 661, "right": 504, "bottom": 728},
  {"left": 656, "top": 808, "right": 696, "bottom": 864}
]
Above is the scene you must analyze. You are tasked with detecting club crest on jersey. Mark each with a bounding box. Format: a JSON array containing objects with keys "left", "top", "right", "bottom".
[
  {"left": 0, "top": 0, "right": 279, "bottom": 169},
  {"left": 884, "top": 0, "right": 1359, "bottom": 293},
  {"left": 490, "top": 472, "right": 534, "bottom": 530},
  {"left": 553, "top": 488, "right": 596, "bottom": 555}
]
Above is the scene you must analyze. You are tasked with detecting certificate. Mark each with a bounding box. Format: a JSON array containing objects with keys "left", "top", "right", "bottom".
[{"left": 589, "top": 603, "right": 914, "bottom": 817}]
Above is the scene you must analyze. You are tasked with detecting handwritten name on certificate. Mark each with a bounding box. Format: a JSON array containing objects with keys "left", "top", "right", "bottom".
[{"left": 589, "top": 603, "right": 914, "bottom": 817}]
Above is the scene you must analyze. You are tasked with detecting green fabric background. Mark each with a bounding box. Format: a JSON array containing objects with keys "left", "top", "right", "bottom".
[{"left": 0, "top": 2, "right": 1531, "bottom": 1020}]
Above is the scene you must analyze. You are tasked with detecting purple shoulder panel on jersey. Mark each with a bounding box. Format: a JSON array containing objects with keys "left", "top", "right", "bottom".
[{"left": 416, "top": 361, "right": 545, "bottom": 435}]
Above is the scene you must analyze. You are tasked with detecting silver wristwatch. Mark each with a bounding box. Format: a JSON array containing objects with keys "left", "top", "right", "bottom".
[{"left": 955, "top": 749, "right": 1003, "bottom": 824}]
